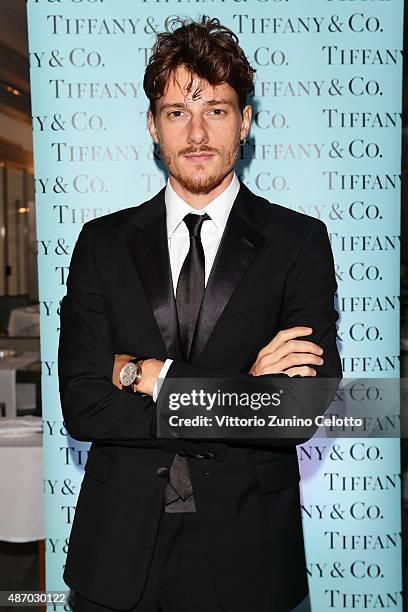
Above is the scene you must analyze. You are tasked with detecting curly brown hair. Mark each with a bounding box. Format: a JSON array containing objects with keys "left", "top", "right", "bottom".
[{"left": 143, "top": 16, "right": 256, "bottom": 115}]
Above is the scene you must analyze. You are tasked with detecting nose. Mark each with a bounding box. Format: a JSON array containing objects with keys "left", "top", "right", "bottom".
[{"left": 187, "top": 115, "right": 209, "bottom": 146}]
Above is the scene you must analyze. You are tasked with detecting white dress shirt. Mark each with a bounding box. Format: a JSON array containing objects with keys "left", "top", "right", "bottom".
[{"left": 152, "top": 172, "right": 240, "bottom": 401}]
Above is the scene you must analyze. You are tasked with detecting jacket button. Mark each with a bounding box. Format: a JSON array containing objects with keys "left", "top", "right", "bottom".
[
  {"left": 156, "top": 466, "right": 169, "bottom": 478},
  {"left": 204, "top": 451, "right": 214, "bottom": 459}
]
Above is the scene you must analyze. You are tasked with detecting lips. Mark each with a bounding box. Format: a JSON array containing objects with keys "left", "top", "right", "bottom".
[{"left": 184, "top": 153, "right": 214, "bottom": 162}]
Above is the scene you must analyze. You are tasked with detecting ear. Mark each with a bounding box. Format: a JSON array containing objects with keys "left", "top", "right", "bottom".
[
  {"left": 239, "top": 105, "right": 252, "bottom": 141},
  {"left": 147, "top": 110, "right": 159, "bottom": 144}
]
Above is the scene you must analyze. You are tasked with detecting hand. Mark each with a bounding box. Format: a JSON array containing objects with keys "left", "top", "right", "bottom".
[
  {"left": 112, "top": 354, "right": 164, "bottom": 397},
  {"left": 249, "top": 327, "right": 324, "bottom": 377},
  {"left": 135, "top": 358, "right": 164, "bottom": 396}
]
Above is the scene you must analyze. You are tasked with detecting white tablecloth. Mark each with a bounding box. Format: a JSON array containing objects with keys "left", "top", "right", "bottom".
[
  {"left": 0, "top": 352, "right": 39, "bottom": 417},
  {"left": 0, "top": 429, "right": 44, "bottom": 542},
  {"left": 7, "top": 305, "right": 40, "bottom": 337}
]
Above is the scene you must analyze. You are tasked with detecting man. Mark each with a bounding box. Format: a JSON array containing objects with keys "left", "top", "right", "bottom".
[{"left": 58, "top": 16, "right": 341, "bottom": 612}]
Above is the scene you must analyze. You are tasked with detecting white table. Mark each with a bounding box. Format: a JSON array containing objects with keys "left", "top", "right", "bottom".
[
  {"left": 0, "top": 352, "right": 39, "bottom": 417},
  {"left": 0, "top": 430, "right": 44, "bottom": 542},
  {"left": 8, "top": 304, "right": 40, "bottom": 337}
]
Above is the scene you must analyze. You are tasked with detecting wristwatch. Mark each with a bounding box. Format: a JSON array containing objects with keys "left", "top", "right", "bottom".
[{"left": 119, "top": 358, "right": 144, "bottom": 393}]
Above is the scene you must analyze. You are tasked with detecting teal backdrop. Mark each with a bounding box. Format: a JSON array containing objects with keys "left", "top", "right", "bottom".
[{"left": 26, "top": 1, "right": 404, "bottom": 610}]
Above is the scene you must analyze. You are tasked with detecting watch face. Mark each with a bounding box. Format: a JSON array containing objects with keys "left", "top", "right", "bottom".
[{"left": 120, "top": 362, "right": 137, "bottom": 387}]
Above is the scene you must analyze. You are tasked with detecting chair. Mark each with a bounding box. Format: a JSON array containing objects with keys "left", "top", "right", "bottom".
[
  {"left": 0, "top": 295, "right": 30, "bottom": 335},
  {"left": 16, "top": 362, "right": 42, "bottom": 417}
]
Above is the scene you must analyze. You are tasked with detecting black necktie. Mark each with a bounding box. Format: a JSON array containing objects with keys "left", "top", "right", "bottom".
[
  {"left": 176, "top": 212, "right": 210, "bottom": 361},
  {"left": 164, "top": 212, "right": 210, "bottom": 513}
]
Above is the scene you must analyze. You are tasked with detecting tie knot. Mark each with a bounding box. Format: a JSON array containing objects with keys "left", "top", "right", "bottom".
[{"left": 183, "top": 213, "right": 210, "bottom": 238}]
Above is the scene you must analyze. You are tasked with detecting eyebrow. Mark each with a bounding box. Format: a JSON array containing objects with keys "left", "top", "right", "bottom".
[{"left": 160, "top": 99, "right": 234, "bottom": 111}]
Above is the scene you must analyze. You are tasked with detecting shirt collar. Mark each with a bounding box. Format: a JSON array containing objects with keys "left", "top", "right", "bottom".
[{"left": 164, "top": 172, "right": 240, "bottom": 238}]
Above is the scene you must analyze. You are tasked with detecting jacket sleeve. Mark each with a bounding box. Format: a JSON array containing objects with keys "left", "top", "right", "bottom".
[
  {"left": 278, "top": 220, "right": 341, "bottom": 381},
  {"left": 58, "top": 222, "right": 157, "bottom": 443}
]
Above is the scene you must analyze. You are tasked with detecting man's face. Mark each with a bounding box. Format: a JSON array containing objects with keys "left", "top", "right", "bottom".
[{"left": 148, "top": 65, "right": 251, "bottom": 195}]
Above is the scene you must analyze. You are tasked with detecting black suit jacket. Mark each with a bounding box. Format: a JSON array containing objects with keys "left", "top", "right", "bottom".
[{"left": 58, "top": 181, "right": 342, "bottom": 611}]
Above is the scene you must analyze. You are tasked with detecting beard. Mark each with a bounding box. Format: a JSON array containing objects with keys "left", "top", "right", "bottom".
[{"left": 160, "top": 138, "right": 240, "bottom": 195}]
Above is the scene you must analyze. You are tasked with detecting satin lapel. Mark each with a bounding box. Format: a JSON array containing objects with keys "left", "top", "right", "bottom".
[
  {"left": 189, "top": 185, "right": 268, "bottom": 364},
  {"left": 126, "top": 192, "right": 182, "bottom": 360}
]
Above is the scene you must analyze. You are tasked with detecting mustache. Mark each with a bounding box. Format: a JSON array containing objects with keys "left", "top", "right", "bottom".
[{"left": 178, "top": 146, "right": 219, "bottom": 156}]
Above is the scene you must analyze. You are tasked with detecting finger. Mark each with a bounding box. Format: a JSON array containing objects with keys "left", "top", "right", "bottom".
[
  {"left": 257, "top": 353, "right": 323, "bottom": 374},
  {"left": 256, "top": 346, "right": 324, "bottom": 372},
  {"left": 277, "top": 326, "right": 314, "bottom": 341},
  {"left": 112, "top": 366, "right": 122, "bottom": 389},
  {"left": 284, "top": 366, "right": 317, "bottom": 377},
  {"left": 257, "top": 327, "right": 313, "bottom": 358},
  {"left": 263, "top": 340, "right": 323, "bottom": 364},
  {"left": 112, "top": 361, "right": 122, "bottom": 383},
  {"left": 277, "top": 353, "right": 324, "bottom": 370}
]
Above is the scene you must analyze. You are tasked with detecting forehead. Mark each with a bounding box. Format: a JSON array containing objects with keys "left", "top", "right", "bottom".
[{"left": 159, "top": 65, "right": 238, "bottom": 105}]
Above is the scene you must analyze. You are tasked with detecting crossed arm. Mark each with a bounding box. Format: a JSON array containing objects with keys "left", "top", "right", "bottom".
[
  {"left": 58, "top": 219, "right": 341, "bottom": 444},
  {"left": 112, "top": 326, "right": 326, "bottom": 396}
]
